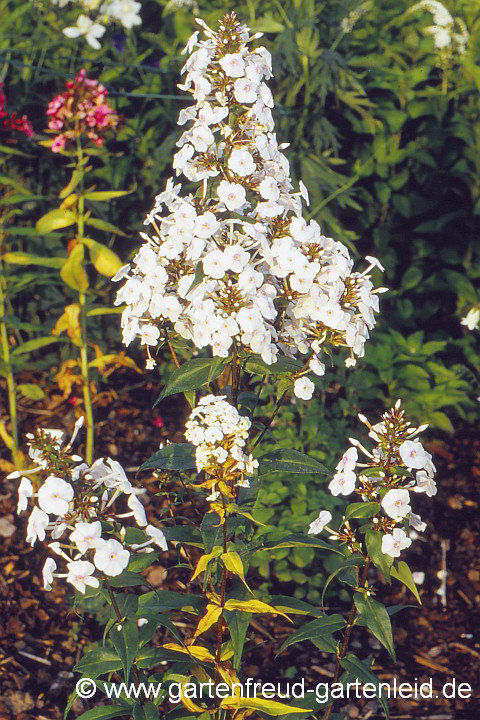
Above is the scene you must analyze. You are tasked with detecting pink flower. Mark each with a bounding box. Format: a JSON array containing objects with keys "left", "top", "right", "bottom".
[{"left": 52, "top": 135, "right": 66, "bottom": 152}]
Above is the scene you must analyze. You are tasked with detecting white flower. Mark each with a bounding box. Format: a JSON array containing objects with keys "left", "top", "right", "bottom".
[
  {"left": 17, "top": 477, "right": 33, "bottom": 514},
  {"left": 228, "top": 148, "right": 256, "bottom": 176},
  {"left": 219, "top": 53, "right": 245, "bottom": 77},
  {"left": 194, "top": 212, "right": 220, "bottom": 238},
  {"left": 66, "top": 560, "right": 100, "bottom": 594},
  {"left": 409, "top": 512, "right": 427, "bottom": 532},
  {"left": 140, "top": 324, "right": 160, "bottom": 346},
  {"left": 234, "top": 77, "right": 258, "bottom": 104},
  {"left": 102, "top": 0, "right": 142, "bottom": 30},
  {"left": 381, "top": 528, "right": 412, "bottom": 558},
  {"left": 336, "top": 447, "right": 358, "bottom": 473},
  {"left": 412, "top": 470, "right": 437, "bottom": 497},
  {"left": 381, "top": 488, "right": 411, "bottom": 520},
  {"left": 94, "top": 539, "right": 130, "bottom": 576},
  {"left": 43, "top": 558, "right": 57, "bottom": 591},
  {"left": 26, "top": 507, "right": 50, "bottom": 546},
  {"left": 146, "top": 524, "right": 168, "bottom": 551},
  {"left": 294, "top": 376, "right": 315, "bottom": 401},
  {"left": 63, "top": 15, "right": 106, "bottom": 50},
  {"left": 128, "top": 493, "right": 148, "bottom": 526},
  {"left": 70, "top": 521, "right": 103, "bottom": 554},
  {"left": 217, "top": 180, "right": 246, "bottom": 210},
  {"left": 308, "top": 510, "right": 332, "bottom": 535},
  {"left": 461, "top": 307, "right": 480, "bottom": 331},
  {"left": 328, "top": 470, "right": 356, "bottom": 496},
  {"left": 399, "top": 440, "right": 429, "bottom": 469},
  {"left": 412, "top": 571, "right": 425, "bottom": 585},
  {"left": 37, "top": 476, "right": 74, "bottom": 516}
]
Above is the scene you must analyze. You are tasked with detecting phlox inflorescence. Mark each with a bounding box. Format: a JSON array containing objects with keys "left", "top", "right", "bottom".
[
  {"left": 11, "top": 417, "right": 167, "bottom": 593},
  {"left": 184, "top": 395, "right": 258, "bottom": 508},
  {"left": 112, "top": 12, "right": 386, "bottom": 400},
  {"left": 308, "top": 400, "right": 436, "bottom": 559}
]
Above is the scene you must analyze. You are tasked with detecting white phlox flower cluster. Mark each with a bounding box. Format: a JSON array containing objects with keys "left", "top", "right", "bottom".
[
  {"left": 113, "top": 12, "right": 385, "bottom": 399},
  {"left": 184, "top": 394, "right": 258, "bottom": 499},
  {"left": 11, "top": 419, "right": 167, "bottom": 593},
  {"left": 47, "top": 0, "right": 142, "bottom": 49},
  {"left": 409, "top": 1, "right": 469, "bottom": 54},
  {"left": 308, "top": 400, "right": 436, "bottom": 560}
]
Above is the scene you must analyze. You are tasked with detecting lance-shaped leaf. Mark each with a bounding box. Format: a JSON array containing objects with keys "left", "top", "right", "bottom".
[
  {"left": 243, "top": 355, "right": 304, "bottom": 375},
  {"left": 59, "top": 169, "right": 84, "bottom": 198},
  {"left": 17, "top": 384, "right": 45, "bottom": 400},
  {"left": 81, "top": 237, "right": 123, "bottom": 277},
  {"left": 10, "top": 336, "right": 67, "bottom": 356},
  {"left": 36, "top": 208, "right": 76, "bottom": 234},
  {"left": 321, "top": 555, "right": 364, "bottom": 605},
  {"left": 257, "top": 448, "right": 329, "bottom": 476},
  {"left": 61, "top": 244, "right": 89, "bottom": 292},
  {"left": 268, "top": 595, "right": 326, "bottom": 618},
  {"left": 277, "top": 614, "right": 345, "bottom": 655},
  {"left": 220, "top": 696, "right": 313, "bottom": 715},
  {"left": 163, "top": 643, "right": 215, "bottom": 662},
  {"left": 390, "top": 561, "right": 422, "bottom": 604},
  {"left": 354, "top": 593, "right": 395, "bottom": 661},
  {"left": 365, "top": 528, "right": 392, "bottom": 582},
  {"left": 345, "top": 502, "right": 381, "bottom": 520},
  {"left": 85, "top": 216, "right": 128, "bottom": 237},
  {"left": 138, "top": 590, "right": 205, "bottom": 615},
  {"left": 138, "top": 443, "right": 196, "bottom": 472},
  {"left": 3, "top": 252, "right": 66, "bottom": 268},
  {"left": 110, "top": 621, "right": 139, "bottom": 683},
  {"left": 154, "top": 357, "right": 228, "bottom": 405},
  {"left": 191, "top": 547, "right": 223, "bottom": 582},
  {"left": 70, "top": 705, "right": 131, "bottom": 719},
  {"left": 192, "top": 604, "right": 223, "bottom": 640},
  {"left": 74, "top": 647, "right": 123, "bottom": 677},
  {"left": 221, "top": 551, "right": 250, "bottom": 590},
  {"left": 262, "top": 533, "right": 344, "bottom": 556},
  {"left": 340, "top": 654, "right": 389, "bottom": 719},
  {"left": 224, "top": 598, "right": 291, "bottom": 622},
  {"left": 83, "top": 185, "right": 136, "bottom": 201}
]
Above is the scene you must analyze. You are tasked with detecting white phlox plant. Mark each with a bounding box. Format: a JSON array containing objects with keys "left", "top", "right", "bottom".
[
  {"left": 112, "top": 12, "right": 386, "bottom": 400},
  {"left": 308, "top": 400, "right": 436, "bottom": 559},
  {"left": 11, "top": 418, "right": 167, "bottom": 593}
]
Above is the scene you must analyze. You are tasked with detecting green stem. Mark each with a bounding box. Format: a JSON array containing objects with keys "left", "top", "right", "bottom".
[
  {"left": 76, "top": 137, "right": 94, "bottom": 463},
  {"left": 0, "top": 247, "right": 19, "bottom": 465}
]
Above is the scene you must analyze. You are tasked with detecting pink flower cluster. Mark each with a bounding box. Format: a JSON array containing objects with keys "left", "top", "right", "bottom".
[
  {"left": 0, "top": 82, "right": 34, "bottom": 138},
  {"left": 46, "top": 69, "right": 119, "bottom": 152}
]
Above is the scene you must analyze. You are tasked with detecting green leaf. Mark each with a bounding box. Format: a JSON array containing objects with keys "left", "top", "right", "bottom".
[
  {"left": 85, "top": 216, "right": 128, "bottom": 237},
  {"left": 138, "top": 590, "right": 206, "bottom": 615},
  {"left": 110, "top": 621, "right": 139, "bottom": 683},
  {"left": 61, "top": 244, "right": 89, "bottom": 292},
  {"left": 154, "top": 357, "right": 227, "bottom": 405},
  {"left": 3, "top": 252, "right": 65, "bottom": 268},
  {"left": 262, "top": 533, "right": 344, "bottom": 556},
  {"left": 340, "top": 655, "right": 389, "bottom": 719},
  {"left": 257, "top": 448, "right": 329, "bottom": 476},
  {"left": 321, "top": 555, "right": 364, "bottom": 605},
  {"left": 36, "top": 208, "right": 76, "bottom": 234},
  {"left": 200, "top": 512, "right": 221, "bottom": 554},
  {"left": 74, "top": 707, "right": 131, "bottom": 720},
  {"left": 401, "top": 266, "right": 423, "bottom": 291},
  {"left": 345, "top": 502, "right": 380, "bottom": 520},
  {"left": 10, "top": 337, "right": 67, "bottom": 356},
  {"left": 83, "top": 187, "right": 135, "bottom": 201},
  {"left": 365, "top": 528, "right": 393, "bottom": 581},
  {"left": 162, "top": 526, "right": 203, "bottom": 547},
  {"left": 226, "top": 609, "right": 251, "bottom": 669},
  {"left": 17, "top": 383, "right": 45, "bottom": 401},
  {"left": 243, "top": 355, "right": 303, "bottom": 376},
  {"left": 268, "top": 596, "right": 327, "bottom": 618},
  {"left": 278, "top": 614, "right": 345, "bottom": 654},
  {"left": 138, "top": 443, "right": 196, "bottom": 472},
  {"left": 59, "top": 169, "right": 84, "bottom": 199},
  {"left": 74, "top": 647, "right": 123, "bottom": 677},
  {"left": 354, "top": 593, "right": 395, "bottom": 661},
  {"left": 186, "top": 261, "right": 205, "bottom": 295},
  {"left": 107, "top": 572, "right": 147, "bottom": 588},
  {"left": 390, "top": 561, "right": 422, "bottom": 604},
  {"left": 128, "top": 550, "right": 160, "bottom": 573}
]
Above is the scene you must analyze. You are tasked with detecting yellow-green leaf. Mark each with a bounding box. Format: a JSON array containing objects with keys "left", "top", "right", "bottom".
[
  {"left": 36, "top": 208, "right": 76, "bottom": 234},
  {"left": 2, "top": 252, "right": 65, "bottom": 268},
  {"left": 192, "top": 604, "right": 223, "bottom": 640},
  {"left": 60, "top": 244, "right": 88, "bottom": 292},
  {"left": 17, "top": 384, "right": 45, "bottom": 401},
  {"left": 220, "top": 696, "right": 313, "bottom": 715},
  {"left": 59, "top": 170, "right": 84, "bottom": 199},
  {"left": 190, "top": 547, "right": 223, "bottom": 582},
  {"left": 162, "top": 643, "right": 215, "bottom": 662},
  {"left": 224, "top": 599, "right": 291, "bottom": 622},
  {"left": 391, "top": 561, "right": 422, "bottom": 604},
  {"left": 83, "top": 185, "right": 135, "bottom": 201},
  {"left": 220, "top": 551, "right": 250, "bottom": 590},
  {"left": 81, "top": 237, "right": 122, "bottom": 277}
]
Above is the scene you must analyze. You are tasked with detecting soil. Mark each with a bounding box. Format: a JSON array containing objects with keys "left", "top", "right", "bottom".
[{"left": 0, "top": 368, "right": 478, "bottom": 720}]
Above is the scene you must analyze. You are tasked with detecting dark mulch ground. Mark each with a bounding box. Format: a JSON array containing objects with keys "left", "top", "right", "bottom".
[{"left": 0, "top": 369, "right": 479, "bottom": 720}]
